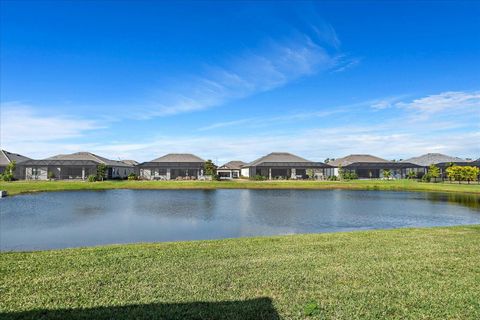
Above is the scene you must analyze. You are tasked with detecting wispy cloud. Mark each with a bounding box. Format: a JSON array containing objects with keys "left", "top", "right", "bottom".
[
  {"left": 396, "top": 91, "right": 480, "bottom": 121},
  {"left": 137, "top": 34, "right": 341, "bottom": 118},
  {"left": 198, "top": 109, "right": 345, "bottom": 131},
  {"left": 331, "top": 56, "right": 362, "bottom": 73},
  {"left": 0, "top": 102, "right": 103, "bottom": 145}
]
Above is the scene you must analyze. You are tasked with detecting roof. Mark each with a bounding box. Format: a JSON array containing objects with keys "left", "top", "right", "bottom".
[
  {"left": 0, "top": 150, "right": 31, "bottom": 166},
  {"left": 149, "top": 153, "right": 205, "bottom": 163},
  {"left": 245, "top": 152, "right": 311, "bottom": 167},
  {"left": 21, "top": 159, "right": 100, "bottom": 167},
  {"left": 121, "top": 160, "right": 139, "bottom": 166},
  {"left": 46, "top": 152, "right": 133, "bottom": 167},
  {"left": 329, "top": 154, "right": 390, "bottom": 167},
  {"left": 402, "top": 153, "right": 465, "bottom": 167},
  {"left": 218, "top": 161, "right": 246, "bottom": 170}
]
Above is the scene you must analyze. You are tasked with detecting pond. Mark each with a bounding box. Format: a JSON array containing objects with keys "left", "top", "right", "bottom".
[{"left": 1, "top": 189, "right": 480, "bottom": 251}]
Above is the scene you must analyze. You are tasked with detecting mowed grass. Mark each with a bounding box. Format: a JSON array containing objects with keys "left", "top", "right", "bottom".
[
  {"left": 1, "top": 226, "right": 480, "bottom": 319},
  {"left": 1, "top": 179, "right": 480, "bottom": 196}
]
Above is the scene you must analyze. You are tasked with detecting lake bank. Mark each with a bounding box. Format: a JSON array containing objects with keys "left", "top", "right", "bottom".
[
  {"left": 1, "top": 225, "right": 479, "bottom": 319},
  {"left": 1, "top": 179, "right": 480, "bottom": 196}
]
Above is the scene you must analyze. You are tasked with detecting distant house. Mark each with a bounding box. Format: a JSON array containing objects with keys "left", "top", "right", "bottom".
[
  {"left": 329, "top": 154, "right": 420, "bottom": 179},
  {"left": 402, "top": 153, "right": 467, "bottom": 178},
  {"left": 0, "top": 150, "right": 31, "bottom": 179},
  {"left": 241, "top": 152, "right": 333, "bottom": 180},
  {"left": 137, "top": 153, "right": 206, "bottom": 180},
  {"left": 217, "top": 161, "right": 246, "bottom": 180},
  {"left": 21, "top": 152, "right": 134, "bottom": 180}
]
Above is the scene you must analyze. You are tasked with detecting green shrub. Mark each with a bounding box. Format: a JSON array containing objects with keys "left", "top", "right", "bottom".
[
  {"left": 251, "top": 175, "right": 267, "bottom": 181},
  {"left": 87, "top": 175, "right": 97, "bottom": 182},
  {"left": 328, "top": 175, "right": 338, "bottom": 181},
  {"left": 340, "top": 170, "right": 358, "bottom": 180},
  {"left": 421, "top": 173, "right": 431, "bottom": 182},
  {"left": 96, "top": 164, "right": 107, "bottom": 181},
  {"left": 47, "top": 171, "right": 55, "bottom": 180},
  {"left": 406, "top": 170, "right": 417, "bottom": 179},
  {"left": 127, "top": 173, "right": 137, "bottom": 180},
  {"left": 1, "top": 161, "right": 16, "bottom": 181}
]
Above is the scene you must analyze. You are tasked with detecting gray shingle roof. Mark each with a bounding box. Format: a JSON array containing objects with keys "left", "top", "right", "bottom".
[
  {"left": 149, "top": 153, "right": 205, "bottom": 163},
  {"left": 245, "top": 152, "right": 311, "bottom": 167},
  {"left": 219, "top": 161, "right": 246, "bottom": 170},
  {"left": 402, "top": 153, "right": 465, "bottom": 167},
  {"left": 121, "top": 160, "right": 139, "bottom": 166},
  {"left": 329, "top": 154, "right": 389, "bottom": 167},
  {"left": 46, "top": 152, "right": 133, "bottom": 167},
  {"left": 0, "top": 150, "right": 31, "bottom": 166}
]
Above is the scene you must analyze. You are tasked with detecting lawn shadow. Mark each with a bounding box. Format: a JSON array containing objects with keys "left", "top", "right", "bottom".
[{"left": 0, "top": 297, "right": 279, "bottom": 320}]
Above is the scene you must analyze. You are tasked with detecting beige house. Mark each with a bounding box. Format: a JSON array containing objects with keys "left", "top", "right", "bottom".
[
  {"left": 402, "top": 153, "right": 468, "bottom": 179},
  {"left": 241, "top": 152, "right": 333, "bottom": 180},
  {"left": 138, "top": 153, "right": 206, "bottom": 180},
  {"left": 217, "top": 161, "right": 246, "bottom": 179},
  {"left": 21, "top": 152, "right": 135, "bottom": 180},
  {"left": 329, "top": 154, "right": 420, "bottom": 179}
]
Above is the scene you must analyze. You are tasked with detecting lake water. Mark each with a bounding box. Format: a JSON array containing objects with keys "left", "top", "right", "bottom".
[{"left": 1, "top": 189, "right": 479, "bottom": 251}]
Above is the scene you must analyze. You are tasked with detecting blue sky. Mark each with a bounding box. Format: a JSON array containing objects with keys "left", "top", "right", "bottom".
[{"left": 1, "top": 1, "right": 479, "bottom": 163}]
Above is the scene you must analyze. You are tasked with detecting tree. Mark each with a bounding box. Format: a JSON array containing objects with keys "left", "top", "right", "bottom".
[
  {"left": 446, "top": 165, "right": 462, "bottom": 182},
  {"left": 382, "top": 169, "right": 392, "bottom": 180},
  {"left": 464, "top": 166, "right": 480, "bottom": 184},
  {"left": 445, "top": 165, "right": 480, "bottom": 184},
  {"left": 96, "top": 164, "right": 108, "bottom": 181},
  {"left": 406, "top": 170, "right": 417, "bottom": 179},
  {"left": 427, "top": 164, "right": 440, "bottom": 180},
  {"left": 204, "top": 160, "right": 217, "bottom": 176},
  {"left": 1, "top": 161, "right": 16, "bottom": 181}
]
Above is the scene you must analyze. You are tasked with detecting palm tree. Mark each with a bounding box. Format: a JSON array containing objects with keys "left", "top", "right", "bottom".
[{"left": 382, "top": 169, "right": 392, "bottom": 180}]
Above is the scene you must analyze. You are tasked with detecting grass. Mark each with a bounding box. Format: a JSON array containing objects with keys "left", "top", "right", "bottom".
[
  {"left": 1, "top": 179, "right": 480, "bottom": 196},
  {"left": 1, "top": 225, "right": 480, "bottom": 319}
]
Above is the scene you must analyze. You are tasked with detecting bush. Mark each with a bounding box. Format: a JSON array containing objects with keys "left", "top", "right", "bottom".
[
  {"left": 421, "top": 173, "right": 431, "bottom": 182},
  {"left": 1, "top": 172, "right": 14, "bottom": 181},
  {"left": 406, "top": 170, "right": 417, "bottom": 180},
  {"left": 251, "top": 175, "right": 267, "bottom": 181},
  {"left": 47, "top": 171, "right": 55, "bottom": 180},
  {"left": 96, "top": 164, "right": 107, "bottom": 181},
  {"left": 87, "top": 175, "right": 97, "bottom": 182},
  {"left": 1, "top": 161, "right": 16, "bottom": 181},
  {"left": 127, "top": 173, "right": 137, "bottom": 180},
  {"left": 340, "top": 171, "right": 358, "bottom": 180},
  {"left": 446, "top": 165, "right": 480, "bottom": 184},
  {"left": 328, "top": 175, "right": 338, "bottom": 181}
]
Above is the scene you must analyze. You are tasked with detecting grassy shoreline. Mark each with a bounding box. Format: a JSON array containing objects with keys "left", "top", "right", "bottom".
[
  {"left": 1, "top": 225, "right": 480, "bottom": 319},
  {"left": 1, "top": 179, "right": 480, "bottom": 196}
]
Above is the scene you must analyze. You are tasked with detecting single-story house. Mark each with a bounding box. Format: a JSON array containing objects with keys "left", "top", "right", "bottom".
[
  {"left": 21, "top": 152, "right": 135, "bottom": 180},
  {"left": 402, "top": 153, "right": 467, "bottom": 178},
  {"left": 329, "top": 154, "right": 420, "bottom": 179},
  {"left": 138, "top": 153, "right": 206, "bottom": 180},
  {"left": 241, "top": 152, "right": 333, "bottom": 180},
  {"left": 217, "top": 161, "right": 246, "bottom": 179},
  {"left": 0, "top": 150, "right": 31, "bottom": 180}
]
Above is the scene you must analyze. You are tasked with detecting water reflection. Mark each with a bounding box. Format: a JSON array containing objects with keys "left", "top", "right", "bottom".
[
  {"left": 426, "top": 192, "right": 480, "bottom": 210},
  {"left": 1, "top": 189, "right": 479, "bottom": 251}
]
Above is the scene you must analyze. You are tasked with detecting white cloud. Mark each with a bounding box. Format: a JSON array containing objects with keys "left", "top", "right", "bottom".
[
  {"left": 396, "top": 91, "right": 480, "bottom": 121},
  {"left": 0, "top": 102, "right": 103, "bottom": 145},
  {"left": 138, "top": 34, "right": 339, "bottom": 118}
]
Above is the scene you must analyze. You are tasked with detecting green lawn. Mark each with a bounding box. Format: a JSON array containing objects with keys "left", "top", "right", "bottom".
[
  {"left": 1, "top": 225, "right": 479, "bottom": 319},
  {"left": 1, "top": 179, "right": 480, "bottom": 196}
]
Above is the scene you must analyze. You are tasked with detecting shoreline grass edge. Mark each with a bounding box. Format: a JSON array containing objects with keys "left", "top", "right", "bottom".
[{"left": 1, "top": 179, "right": 480, "bottom": 196}]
